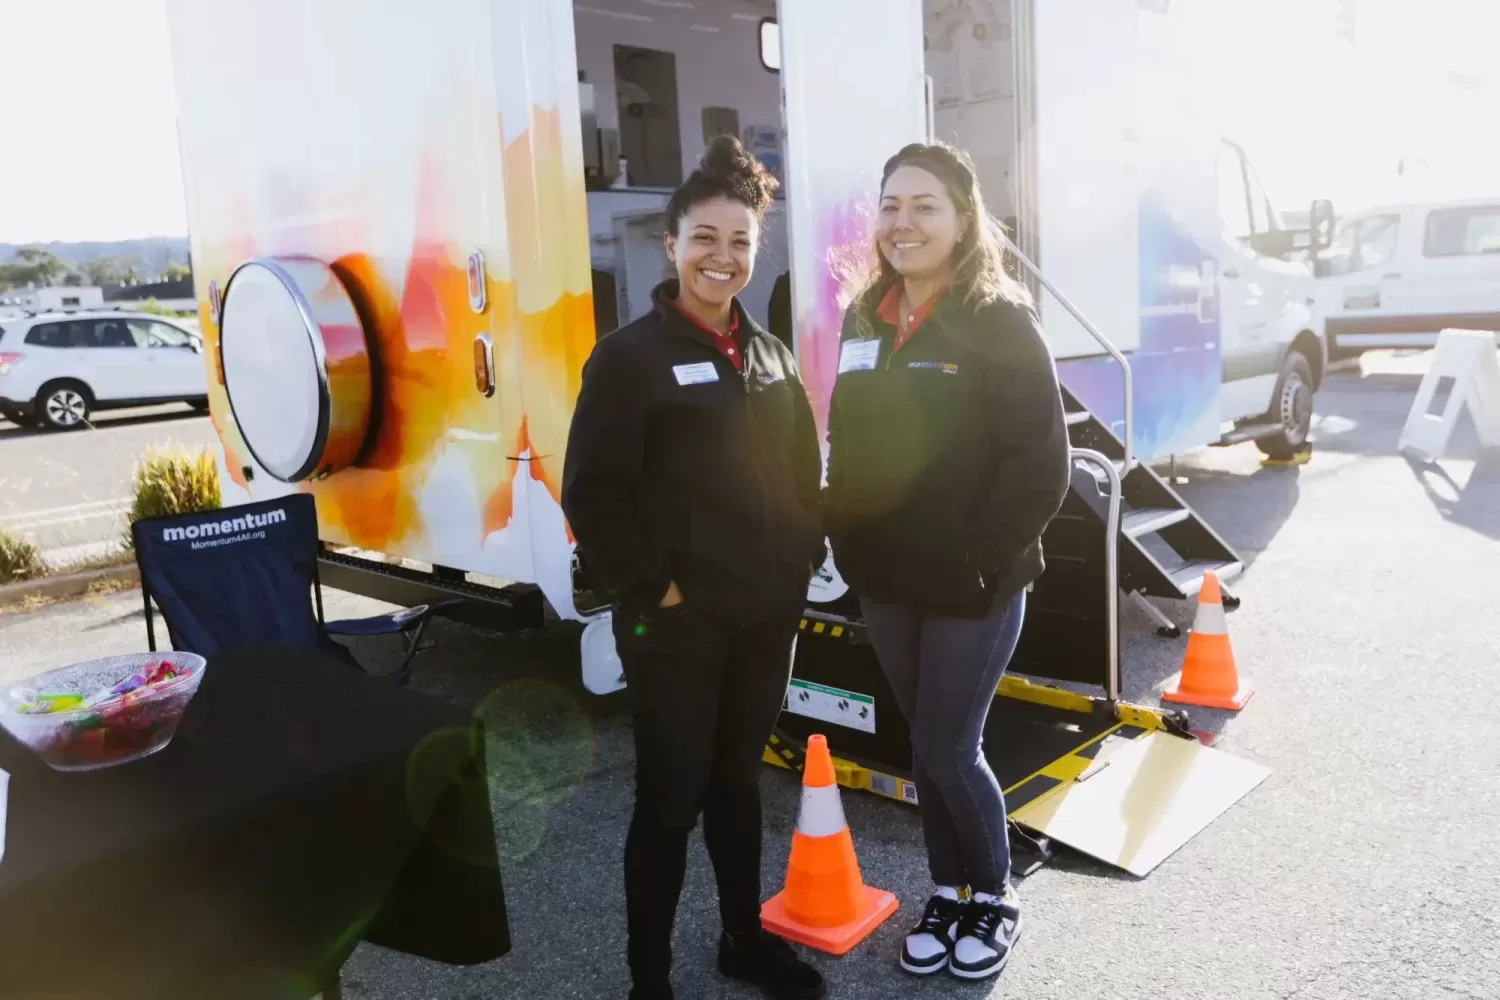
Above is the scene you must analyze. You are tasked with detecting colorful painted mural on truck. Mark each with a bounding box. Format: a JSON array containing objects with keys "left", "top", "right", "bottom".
[
  {"left": 793, "top": 197, "right": 880, "bottom": 445},
  {"left": 166, "top": 0, "right": 594, "bottom": 621},
  {"left": 1059, "top": 192, "right": 1222, "bottom": 462}
]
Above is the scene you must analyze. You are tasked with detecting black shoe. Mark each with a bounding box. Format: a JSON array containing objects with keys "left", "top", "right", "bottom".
[
  {"left": 627, "top": 981, "right": 674, "bottom": 1000},
  {"left": 718, "top": 929, "right": 827, "bottom": 1000},
  {"left": 899, "top": 891, "right": 967, "bottom": 975},
  {"left": 949, "top": 885, "right": 1022, "bottom": 980}
]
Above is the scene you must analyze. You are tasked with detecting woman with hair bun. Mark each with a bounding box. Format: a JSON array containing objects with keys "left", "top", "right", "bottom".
[
  {"left": 562, "top": 135, "right": 828, "bottom": 1000},
  {"left": 822, "top": 141, "right": 1071, "bottom": 982}
]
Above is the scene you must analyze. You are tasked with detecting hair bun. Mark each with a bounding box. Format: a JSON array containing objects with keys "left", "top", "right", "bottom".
[{"left": 698, "top": 134, "right": 778, "bottom": 211}]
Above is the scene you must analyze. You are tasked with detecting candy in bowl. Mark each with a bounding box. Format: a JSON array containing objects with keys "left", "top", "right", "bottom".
[{"left": 0, "top": 652, "right": 208, "bottom": 772}]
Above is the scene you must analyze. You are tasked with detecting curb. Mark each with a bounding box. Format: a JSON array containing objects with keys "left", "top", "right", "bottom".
[{"left": 0, "top": 563, "right": 139, "bottom": 607}]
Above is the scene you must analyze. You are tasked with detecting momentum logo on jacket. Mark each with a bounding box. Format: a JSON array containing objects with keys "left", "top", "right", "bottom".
[{"left": 907, "top": 361, "right": 959, "bottom": 374}]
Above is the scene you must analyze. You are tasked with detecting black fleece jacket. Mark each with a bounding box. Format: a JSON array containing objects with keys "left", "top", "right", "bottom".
[
  {"left": 823, "top": 287, "right": 1071, "bottom": 616},
  {"left": 561, "top": 280, "right": 826, "bottom": 627}
]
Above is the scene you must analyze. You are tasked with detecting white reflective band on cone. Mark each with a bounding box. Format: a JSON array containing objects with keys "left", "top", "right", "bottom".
[
  {"left": 797, "top": 783, "right": 848, "bottom": 838},
  {"left": 1193, "top": 598, "right": 1227, "bottom": 635}
]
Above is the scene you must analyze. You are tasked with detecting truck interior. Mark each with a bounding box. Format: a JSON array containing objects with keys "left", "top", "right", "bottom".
[{"left": 574, "top": 0, "right": 790, "bottom": 340}]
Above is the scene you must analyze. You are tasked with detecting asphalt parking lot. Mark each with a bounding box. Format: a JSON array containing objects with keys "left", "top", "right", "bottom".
[
  {"left": 0, "top": 404, "right": 216, "bottom": 557},
  {"left": 3, "top": 352, "right": 1498, "bottom": 999}
]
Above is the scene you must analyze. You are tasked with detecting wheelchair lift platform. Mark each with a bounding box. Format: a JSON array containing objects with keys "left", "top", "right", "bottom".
[{"left": 769, "top": 612, "right": 1269, "bottom": 879}]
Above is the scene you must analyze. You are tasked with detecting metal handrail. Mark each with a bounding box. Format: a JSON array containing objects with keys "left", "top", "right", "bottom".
[
  {"left": 1070, "top": 448, "right": 1122, "bottom": 703},
  {"left": 1001, "top": 233, "right": 1135, "bottom": 474}
]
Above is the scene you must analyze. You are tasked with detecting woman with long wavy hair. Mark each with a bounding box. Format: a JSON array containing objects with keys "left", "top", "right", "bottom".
[{"left": 822, "top": 141, "right": 1071, "bottom": 982}]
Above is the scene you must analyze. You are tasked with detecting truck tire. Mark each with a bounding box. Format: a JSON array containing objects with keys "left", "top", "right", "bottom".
[
  {"left": 36, "top": 380, "right": 93, "bottom": 431},
  {"left": 1254, "top": 351, "right": 1314, "bottom": 461}
]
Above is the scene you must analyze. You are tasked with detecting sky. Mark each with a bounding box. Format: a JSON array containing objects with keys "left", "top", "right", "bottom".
[
  {"left": 1216, "top": 0, "right": 1500, "bottom": 214},
  {"left": 0, "top": 0, "right": 1495, "bottom": 244},
  {"left": 0, "top": 0, "right": 187, "bottom": 243}
]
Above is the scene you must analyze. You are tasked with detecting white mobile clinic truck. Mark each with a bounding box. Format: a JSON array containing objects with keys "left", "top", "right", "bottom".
[{"left": 164, "top": 0, "right": 1329, "bottom": 873}]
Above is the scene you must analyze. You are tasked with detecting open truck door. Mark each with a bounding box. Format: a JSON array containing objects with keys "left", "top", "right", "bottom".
[{"left": 771, "top": 0, "right": 928, "bottom": 606}]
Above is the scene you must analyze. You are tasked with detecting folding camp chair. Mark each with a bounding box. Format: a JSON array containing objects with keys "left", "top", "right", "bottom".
[{"left": 131, "top": 493, "right": 445, "bottom": 685}]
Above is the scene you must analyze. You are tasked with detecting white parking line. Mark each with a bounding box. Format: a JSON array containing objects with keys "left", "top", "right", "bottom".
[{"left": 0, "top": 498, "right": 132, "bottom": 531}]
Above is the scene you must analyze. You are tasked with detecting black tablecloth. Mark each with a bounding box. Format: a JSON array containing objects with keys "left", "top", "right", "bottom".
[{"left": 0, "top": 646, "right": 509, "bottom": 1000}]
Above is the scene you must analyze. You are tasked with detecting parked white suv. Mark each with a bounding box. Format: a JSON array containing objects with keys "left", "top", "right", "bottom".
[
  {"left": 1316, "top": 197, "right": 1500, "bottom": 358},
  {"left": 0, "top": 311, "right": 209, "bottom": 429}
]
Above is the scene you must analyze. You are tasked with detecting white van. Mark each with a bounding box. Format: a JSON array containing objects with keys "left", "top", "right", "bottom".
[{"left": 1316, "top": 197, "right": 1500, "bottom": 358}]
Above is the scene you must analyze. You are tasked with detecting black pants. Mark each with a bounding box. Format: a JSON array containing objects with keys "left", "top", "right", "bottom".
[{"left": 612, "top": 599, "right": 802, "bottom": 985}]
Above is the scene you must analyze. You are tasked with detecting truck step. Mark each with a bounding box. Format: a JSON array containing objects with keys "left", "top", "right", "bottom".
[
  {"left": 1216, "top": 421, "right": 1284, "bottom": 447},
  {"left": 1121, "top": 506, "right": 1191, "bottom": 538},
  {"left": 1015, "top": 384, "right": 1248, "bottom": 691},
  {"left": 1168, "top": 559, "right": 1244, "bottom": 598}
]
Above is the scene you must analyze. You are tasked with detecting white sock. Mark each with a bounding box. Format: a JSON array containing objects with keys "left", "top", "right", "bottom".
[{"left": 934, "top": 885, "right": 962, "bottom": 902}]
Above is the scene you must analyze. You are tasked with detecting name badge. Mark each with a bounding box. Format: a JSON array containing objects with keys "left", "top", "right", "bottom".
[
  {"left": 673, "top": 362, "right": 719, "bottom": 385},
  {"left": 837, "top": 338, "right": 880, "bottom": 374}
]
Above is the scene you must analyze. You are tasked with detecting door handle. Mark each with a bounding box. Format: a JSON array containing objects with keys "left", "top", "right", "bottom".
[
  {"left": 1222, "top": 268, "right": 1239, "bottom": 279},
  {"left": 473, "top": 333, "right": 496, "bottom": 397}
]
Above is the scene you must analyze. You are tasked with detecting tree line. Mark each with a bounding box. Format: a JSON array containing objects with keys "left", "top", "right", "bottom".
[{"left": 0, "top": 248, "right": 191, "bottom": 292}]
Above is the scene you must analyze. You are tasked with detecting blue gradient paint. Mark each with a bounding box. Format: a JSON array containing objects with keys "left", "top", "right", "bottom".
[{"left": 1059, "top": 190, "right": 1221, "bottom": 462}]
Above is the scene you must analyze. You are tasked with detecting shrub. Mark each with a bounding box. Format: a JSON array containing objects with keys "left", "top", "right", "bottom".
[
  {"left": 133, "top": 297, "right": 177, "bottom": 317},
  {"left": 0, "top": 530, "right": 46, "bottom": 584},
  {"left": 122, "top": 445, "right": 222, "bottom": 549}
]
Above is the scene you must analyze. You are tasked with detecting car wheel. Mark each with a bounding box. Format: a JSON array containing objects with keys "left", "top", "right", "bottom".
[
  {"left": 1254, "top": 352, "right": 1315, "bottom": 461},
  {"left": 37, "top": 382, "right": 93, "bottom": 430}
]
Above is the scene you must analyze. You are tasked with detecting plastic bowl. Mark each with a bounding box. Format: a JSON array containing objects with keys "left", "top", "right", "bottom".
[{"left": 0, "top": 652, "right": 208, "bottom": 772}]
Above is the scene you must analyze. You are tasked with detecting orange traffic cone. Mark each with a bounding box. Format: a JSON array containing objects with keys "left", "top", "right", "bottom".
[
  {"left": 1162, "top": 571, "right": 1254, "bottom": 711},
  {"left": 760, "top": 734, "right": 899, "bottom": 955}
]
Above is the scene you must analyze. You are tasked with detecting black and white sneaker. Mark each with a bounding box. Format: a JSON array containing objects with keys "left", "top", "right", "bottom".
[
  {"left": 948, "top": 885, "right": 1021, "bottom": 980},
  {"left": 899, "top": 890, "right": 967, "bottom": 975}
]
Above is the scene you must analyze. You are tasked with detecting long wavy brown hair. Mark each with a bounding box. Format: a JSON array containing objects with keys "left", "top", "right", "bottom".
[{"left": 850, "top": 141, "right": 1031, "bottom": 339}]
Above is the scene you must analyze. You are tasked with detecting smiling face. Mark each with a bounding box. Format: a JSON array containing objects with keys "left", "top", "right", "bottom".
[
  {"left": 665, "top": 195, "right": 758, "bottom": 312},
  {"left": 877, "top": 164, "right": 965, "bottom": 283}
]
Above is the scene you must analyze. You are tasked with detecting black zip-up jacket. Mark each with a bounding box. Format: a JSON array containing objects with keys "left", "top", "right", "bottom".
[
  {"left": 823, "top": 287, "right": 1071, "bottom": 616},
  {"left": 561, "top": 280, "right": 826, "bottom": 627}
]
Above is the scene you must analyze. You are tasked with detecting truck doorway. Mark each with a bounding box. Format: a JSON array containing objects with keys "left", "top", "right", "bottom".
[
  {"left": 573, "top": 0, "right": 789, "bottom": 338},
  {"left": 922, "top": 0, "right": 1026, "bottom": 277}
]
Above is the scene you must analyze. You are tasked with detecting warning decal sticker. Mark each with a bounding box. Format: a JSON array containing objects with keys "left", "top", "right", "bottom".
[{"left": 784, "top": 679, "right": 876, "bottom": 734}]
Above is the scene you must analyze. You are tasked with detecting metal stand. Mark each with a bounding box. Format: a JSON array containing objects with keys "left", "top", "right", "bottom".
[{"left": 1128, "top": 589, "right": 1181, "bottom": 638}]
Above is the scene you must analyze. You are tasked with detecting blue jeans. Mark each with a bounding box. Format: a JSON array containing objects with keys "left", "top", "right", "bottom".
[{"left": 860, "top": 589, "right": 1027, "bottom": 894}]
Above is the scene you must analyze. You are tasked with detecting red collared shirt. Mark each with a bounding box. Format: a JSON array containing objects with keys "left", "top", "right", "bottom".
[
  {"left": 671, "top": 299, "right": 743, "bottom": 371},
  {"left": 877, "top": 282, "right": 947, "bottom": 353}
]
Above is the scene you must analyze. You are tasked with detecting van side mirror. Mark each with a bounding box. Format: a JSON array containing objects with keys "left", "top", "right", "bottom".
[{"left": 1309, "top": 199, "right": 1336, "bottom": 252}]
